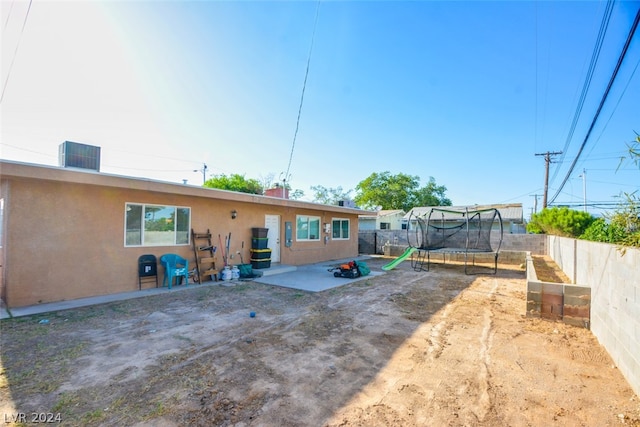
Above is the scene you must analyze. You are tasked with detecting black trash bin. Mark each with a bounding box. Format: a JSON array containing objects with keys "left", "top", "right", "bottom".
[{"left": 252, "top": 227, "right": 268, "bottom": 238}]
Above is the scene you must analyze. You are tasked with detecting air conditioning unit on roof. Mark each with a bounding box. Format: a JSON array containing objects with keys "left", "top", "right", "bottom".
[{"left": 59, "top": 141, "right": 101, "bottom": 172}]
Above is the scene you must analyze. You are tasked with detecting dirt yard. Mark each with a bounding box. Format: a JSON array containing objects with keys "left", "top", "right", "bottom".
[
  {"left": 1, "top": 257, "right": 639, "bottom": 426},
  {"left": 531, "top": 255, "right": 572, "bottom": 284}
]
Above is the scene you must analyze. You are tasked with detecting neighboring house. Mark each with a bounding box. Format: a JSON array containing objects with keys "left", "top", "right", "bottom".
[
  {"left": 405, "top": 203, "right": 525, "bottom": 234},
  {"left": 358, "top": 210, "right": 406, "bottom": 231},
  {"left": 0, "top": 160, "right": 366, "bottom": 308}
]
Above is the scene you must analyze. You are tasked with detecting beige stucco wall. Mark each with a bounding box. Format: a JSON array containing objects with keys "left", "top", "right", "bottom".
[
  {"left": 378, "top": 213, "right": 405, "bottom": 230},
  {"left": 1, "top": 161, "right": 360, "bottom": 308}
]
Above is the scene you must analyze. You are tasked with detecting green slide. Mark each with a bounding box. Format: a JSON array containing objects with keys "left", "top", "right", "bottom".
[{"left": 381, "top": 247, "right": 418, "bottom": 271}]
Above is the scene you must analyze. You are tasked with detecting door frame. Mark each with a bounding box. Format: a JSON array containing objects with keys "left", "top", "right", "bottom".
[{"left": 265, "top": 215, "right": 280, "bottom": 263}]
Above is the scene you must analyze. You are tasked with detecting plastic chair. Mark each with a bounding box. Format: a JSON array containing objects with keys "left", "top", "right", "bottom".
[{"left": 160, "top": 254, "right": 189, "bottom": 289}]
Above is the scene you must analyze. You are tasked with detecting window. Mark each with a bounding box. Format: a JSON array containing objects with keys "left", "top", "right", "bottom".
[
  {"left": 125, "top": 203, "right": 190, "bottom": 246},
  {"left": 296, "top": 215, "right": 320, "bottom": 241},
  {"left": 380, "top": 222, "right": 390, "bottom": 230},
  {"left": 332, "top": 218, "right": 350, "bottom": 239}
]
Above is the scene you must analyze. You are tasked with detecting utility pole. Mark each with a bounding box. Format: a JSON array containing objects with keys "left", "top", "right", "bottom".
[
  {"left": 194, "top": 163, "right": 208, "bottom": 185},
  {"left": 530, "top": 194, "right": 539, "bottom": 214},
  {"left": 535, "top": 151, "right": 562, "bottom": 209}
]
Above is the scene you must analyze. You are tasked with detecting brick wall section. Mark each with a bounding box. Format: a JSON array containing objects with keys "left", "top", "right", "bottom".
[
  {"left": 525, "top": 254, "right": 591, "bottom": 328},
  {"left": 549, "top": 235, "right": 640, "bottom": 397}
]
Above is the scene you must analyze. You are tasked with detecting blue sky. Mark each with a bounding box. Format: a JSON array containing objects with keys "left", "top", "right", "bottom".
[{"left": 2, "top": 0, "right": 639, "bottom": 219}]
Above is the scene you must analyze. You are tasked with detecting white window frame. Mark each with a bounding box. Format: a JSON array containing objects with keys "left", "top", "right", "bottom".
[
  {"left": 296, "top": 215, "right": 321, "bottom": 241},
  {"left": 125, "top": 203, "right": 191, "bottom": 247},
  {"left": 332, "top": 218, "right": 350, "bottom": 240}
]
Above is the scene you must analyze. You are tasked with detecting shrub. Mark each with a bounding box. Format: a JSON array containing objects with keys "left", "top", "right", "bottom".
[
  {"left": 527, "top": 207, "right": 595, "bottom": 237},
  {"left": 580, "top": 218, "right": 626, "bottom": 243},
  {"left": 577, "top": 192, "right": 640, "bottom": 249},
  {"left": 610, "top": 192, "right": 640, "bottom": 249}
]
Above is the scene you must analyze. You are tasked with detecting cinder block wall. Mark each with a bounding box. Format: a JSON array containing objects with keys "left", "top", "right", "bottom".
[
  {"left": 500, "top": 234, "right": 546, "bottom": 254},
  {"left": 548, "top": 236, "right": 578, "bottom": 282},
  {"left": 548, "top": 235, "right": 640, "bottom": 397},
  {"left": 359, "top": 231, "right": 546, "bottom": 256}
]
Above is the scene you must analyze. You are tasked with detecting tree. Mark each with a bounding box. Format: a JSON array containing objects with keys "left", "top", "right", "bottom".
[
  {"left": 310, "top": 185, "right": 353, "bottom": 205},
  {"left": 617, "top": 132, "right": 640, "bottom": 171},
  {"left": 414, "top": 177, "right": 452, "bottom": 207},
  {"left": 258, "top": 173, "right": 305, "bottom": 200},
  {"left": 354, "top": 172, "right": 451, "bottom": 211},
  {"left": 204, "top": 174, "right": 263, "bottom": 194},
  {"left": 288, "top": 188, "right": 305, "bottom": 200},
  {"left": 257, "top": 173, "right": 276, "bottom": 193}
]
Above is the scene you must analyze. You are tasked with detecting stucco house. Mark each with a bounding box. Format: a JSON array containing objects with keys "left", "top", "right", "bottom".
[
  {"left": 358, "top": 209, "right": 406, "bottom": 231},
  {"left": 0, "top": 160, "right": 365, "bottom": 308}
]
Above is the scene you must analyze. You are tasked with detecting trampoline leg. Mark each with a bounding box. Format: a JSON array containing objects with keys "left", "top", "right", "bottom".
[{"left": 415, "top": 249, "right": 428, "bottom": 272}]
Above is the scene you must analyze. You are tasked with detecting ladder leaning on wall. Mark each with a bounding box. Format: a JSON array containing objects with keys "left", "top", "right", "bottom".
[{"left": 191, "top": 229, "right": 218, "bottom": 282}]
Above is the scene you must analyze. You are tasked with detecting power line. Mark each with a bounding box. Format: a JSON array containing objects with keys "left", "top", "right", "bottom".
[
  {"left": 552, "top": 201, "right": 627, "bottom": 208},
  {"left": 3, "top": 0, "right": 15, "bottom": 32},
  {"left": 283, "top": 0, "right": 321, "bottom": 184},
  {"left": 1, "top": 0, "right": 32, "bottom": 104},
  {"left": 550, "top": 0, "right": 615, "bottom": 186},
  {"left": 579, "top": 54, "right": 640, "bottom": 171},
  {"left": 586, "top": 167, "right": 639, "bottom": 171},
  {"left": 103, "top": 165, "right": 199, "bottom": 173},
  {"left": 107, "top": 147, "right": 204, "bottom": 166},
  {"left": 0, "top": 142, "right": 58, "bottom": 159},
  {"left": 534, "top": 0, "right": 538, "bottom": 151},
  {"left": 549, "top": 8, "right": 640, "bottom": 205},
  {"left": 499, "top": 188, "right": 544, "bottom": 204},
  {"left": 587, "top": 178, "right": 639, "bottom": 187},
  {"left": 0, "top": 142, "right": 205, "bottom": 168}
]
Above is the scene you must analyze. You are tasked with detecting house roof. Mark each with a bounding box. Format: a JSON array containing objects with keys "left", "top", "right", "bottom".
[
  {"left": 0, "top": 160, "right": 369, "bottom": 215},
  {"left": 378, "top": 209, "right": 406, "bottom": 217},
  {"left": 404, "top": 203, "right": 523, "bottom": 222},
  {"left": 358, "top": 209, "right": 406, "bottom": 220}
]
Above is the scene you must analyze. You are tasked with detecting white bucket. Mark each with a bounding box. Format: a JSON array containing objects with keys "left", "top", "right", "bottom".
[
  {"left": 221, "top": 266, "right": 232, "bottom": 281},
  {"left": 231, "top": 266, "right": 240, "bottom": 280}
]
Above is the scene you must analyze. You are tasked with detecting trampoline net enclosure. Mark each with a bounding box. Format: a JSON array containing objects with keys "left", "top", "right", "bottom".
[{"left": 407, "top": 207, "right": 503, "bottom": 273}]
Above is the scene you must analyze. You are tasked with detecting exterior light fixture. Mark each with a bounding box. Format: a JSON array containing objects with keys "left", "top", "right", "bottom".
[{"left": 231, "top": 210, "right": 238, "bottom": 219}]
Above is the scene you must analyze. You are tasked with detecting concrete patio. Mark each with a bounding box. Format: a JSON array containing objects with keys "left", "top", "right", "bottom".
[{"left": 0, "top": 256, "right": 380, "bottom": 319}]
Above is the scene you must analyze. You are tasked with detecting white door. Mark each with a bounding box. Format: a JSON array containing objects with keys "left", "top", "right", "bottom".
[{"left": 265, "top": 215, "right": 280, "bottom": 263}]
